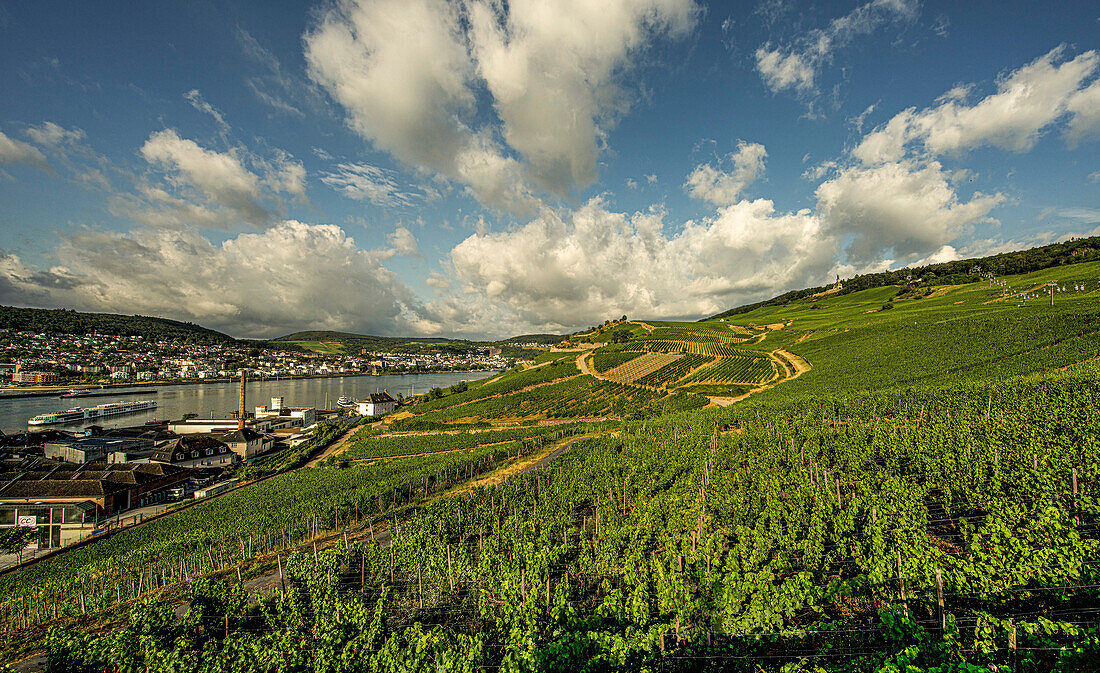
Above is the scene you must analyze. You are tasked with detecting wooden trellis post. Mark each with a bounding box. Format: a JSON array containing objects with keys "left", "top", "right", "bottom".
[
  {"left": 897, "top": 550, "right": 907, "bottom": 612},
  {"left": 447, "top": 545, "right": 454, "bottom": 593},
  {"left": 935, "top": 568, "right": 945, "bottom": 631}
]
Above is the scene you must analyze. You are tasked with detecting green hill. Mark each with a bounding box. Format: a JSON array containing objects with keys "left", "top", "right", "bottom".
[
  {"left": 275, "top": 329, "right": 558, "bottom": 358},
  {"left": 708, "top": 234, "right": 1100, "bottom": 320},
  {"left": 7, "top": 253, "right": 1100, "bottom": 671},
  {"left": 0, "top": 305, "right": 238, "bottom": 345}
]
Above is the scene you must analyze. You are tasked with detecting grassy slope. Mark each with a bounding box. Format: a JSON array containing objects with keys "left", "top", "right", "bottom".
[
  {"left": 715, "top": 260, "right": 1100, "bottom": 400},
  {"left": 380, "top": 262, "right": 1100, "bottom": 425}
]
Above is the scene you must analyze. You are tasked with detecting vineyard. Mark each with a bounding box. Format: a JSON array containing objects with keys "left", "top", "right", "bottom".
[
  {"left": 600, "top": 352, "right": 680, "bottom": 384},
  {"left": 339, "top": 424, "right": 593, "bottom": 461},
  {"left": 0, "top": 429, "right": 567, "bottom": 629},
  {"left": 33, "top": 364, "right": 1100, "bottom": 672},
  {"left": 678, "top": 353, "right": 777, "bottom": 386},
  {"left": 408, "top": 359, "right": 578, "bottom": 415},
  {"left": 578, "top": 322, "right": 782, "bottom": 400},
  {"left": 590, "top": 351, "right": 642, "bottom": 374},
  {"left": 393, "top": 375, "right": 707, "bottom": 425},
  {"left": 636, "top": 339, "right": 753, "bottom": 357},
  {"left": 8, "top": 261, "right": 1100, "bottom": 670},
  {"left": 634, "top": 353, "right": 713, "bottom": 387}
]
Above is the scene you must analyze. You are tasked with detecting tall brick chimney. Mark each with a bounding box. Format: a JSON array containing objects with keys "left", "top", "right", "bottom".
[{"left": 238, "top": 371, "right": 246, "bottom": 430}]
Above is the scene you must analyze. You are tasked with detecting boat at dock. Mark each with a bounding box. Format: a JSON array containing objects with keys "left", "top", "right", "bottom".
[
  {"left": 28, "top": 400, "right": 158, "bottom": 426},
  {"left": 60, "top": 388, "right": 156, "bottom": 398}
]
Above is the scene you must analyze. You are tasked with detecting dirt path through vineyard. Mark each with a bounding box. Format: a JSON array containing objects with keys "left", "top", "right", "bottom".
[
  {"left": 707, "top": 349, "right": 811, "bottom": 407},
  {"left": 575, "top": 348, "right": 596, "bottom": 376},
  {"left": 304, "top": 423, "right": 363, "bottom": 467}
]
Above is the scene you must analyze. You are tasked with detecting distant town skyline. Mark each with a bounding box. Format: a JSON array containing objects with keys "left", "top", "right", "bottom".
[{"left": 1, "top": 0, "right": 1098, "bottom": 339}]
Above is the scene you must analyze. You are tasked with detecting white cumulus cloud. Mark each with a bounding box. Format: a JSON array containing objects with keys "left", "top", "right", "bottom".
[
  {"left": 854, "top": 46, "right": 1100, "bottom": 163},
  {"left": 139, "top": 130, "right": 306, "bottom": 227},
  {"left": 386, "top": 225, "right": 421, "bottom": 257},
  {"left": 816, "top": 159, "right": 1004, "bottom": 266},
  {"left": 141, "top": 129, "right": 271, "bottom": 226},
  {"left": 0, "top": 221, "right": 431, "bottom": 338},
  {"left": 684, "top": 141, "right": 767, "bottom": 206},
  {"left": 1066, "top": 76, "right": 1100, "bottom": 146},
  {"left": 466, "top": 0, "right": 698, "bottom": 192},
  {"left": 0, "top": 130, "right": 50, "bottom": 172},
  {"left": 448, "top": 197, "right": 832, "bottom": 331},
  {"left": 25, "top": 122, "right": 86, "bottom": 148},
  {"left": 755, "top": 0, "right": 919, "bottom": 96},
  {"left": 304, "top": 0, "right": 699, "bottom": 212}
]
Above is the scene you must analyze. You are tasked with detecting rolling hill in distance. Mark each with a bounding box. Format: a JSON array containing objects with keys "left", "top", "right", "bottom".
[{"left": 0, "top": 306, "right": 563, "bottom": 357}]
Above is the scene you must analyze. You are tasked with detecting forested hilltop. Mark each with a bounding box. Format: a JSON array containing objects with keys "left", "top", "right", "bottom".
[
  {"left": 4, "top": 258, "right": 1100, "bottom": 672},
  {"left": 709, "top": 234, "right": 1100, "bottom": 320},
  {"left": 0, "top": 306, "right": 239, "bottom": 345}
]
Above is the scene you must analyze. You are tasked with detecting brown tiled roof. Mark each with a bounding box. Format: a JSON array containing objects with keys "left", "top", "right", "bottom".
[
  {"left": 218, "top": 429, "right": 263, "bottom": 443},
  {"left": 0, "top": 479, "right": 124, "bottom": 498},
  {"left": 152, "top": 434, "right": 229, "bottom": 463},
  {"left": 0, "top": 458, "right": 189, "bottom": 500}
]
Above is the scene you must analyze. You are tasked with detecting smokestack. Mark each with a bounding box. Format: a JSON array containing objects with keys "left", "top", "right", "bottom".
[{"left": 238, "top": 371, "right": 246, "bottom": 430}]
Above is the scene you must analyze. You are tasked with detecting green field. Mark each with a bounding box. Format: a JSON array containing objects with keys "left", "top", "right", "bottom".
[
  {"left": 13, "top": 256, "right": 1100, "bottom": 672},
  {"left": 288, "top": 340, "right": 347, "bottom": 354}
]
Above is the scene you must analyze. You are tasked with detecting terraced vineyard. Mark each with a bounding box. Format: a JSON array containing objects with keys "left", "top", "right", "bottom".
[
  {"left": 678, "top": 352, "right": 776, "bottom": 386},
  {"left": 590, "top": 350, "right": 642, "bottom": 374},
  {"left": 391, "top": 375, "right": 696, "bottom": 427},
  {"left": 635, "top": 353, "right": 713, "bottom": 387},
  {"left": 635, "top": 339, "right": 751, "bottom": 356},
  {"left": 578, "top": 321, "right": 785, "bottom": 399},
  {"left": 408, "top": 359, "right": 578, "bottom": 415},
  {"left": 601, "top": 351, "right": 680, "bottom": 384}
]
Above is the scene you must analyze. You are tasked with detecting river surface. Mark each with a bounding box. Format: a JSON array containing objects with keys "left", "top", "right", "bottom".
[{"left": 0, "top": 372, "right": 496, "bottom": 434}]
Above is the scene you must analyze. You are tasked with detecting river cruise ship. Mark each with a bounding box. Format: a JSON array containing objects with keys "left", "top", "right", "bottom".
[{"left": 27, "top": 400, "right": 158, "bottom": 426}]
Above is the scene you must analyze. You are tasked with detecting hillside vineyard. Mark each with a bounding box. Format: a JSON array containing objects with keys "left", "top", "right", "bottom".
[{"left": 4, "top": 260, "right": 1100, "bottom": 672}]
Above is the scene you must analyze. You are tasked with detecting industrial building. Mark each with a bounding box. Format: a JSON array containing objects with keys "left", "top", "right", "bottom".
[
  {"left": 253, "top": 396, "right": 317, "bottom": 428},
  {"left": 0, "top": 458, "right": 190, "bottom": 549},
  {"left": 43, "top": 436, "right": 149, "bottom": 463}
]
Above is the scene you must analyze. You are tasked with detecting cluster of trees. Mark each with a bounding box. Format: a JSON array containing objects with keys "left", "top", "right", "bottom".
[
  {"left": 426, "top": 381, "right": 468, "bottom": 400},
  {"left": 0, "top": 306, "right": 236, "bottom": 345}
]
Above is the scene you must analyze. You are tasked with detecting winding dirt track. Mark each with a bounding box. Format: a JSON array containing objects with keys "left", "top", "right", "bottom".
[
  {"left": 576, "top": 331, "right": 811, "bottom": 407},
  {"left": 707, "top": 349, "right": 811, "bottom": 406},
  {"left": 304, "top": 423, "right": 364, "bottom": 467}
]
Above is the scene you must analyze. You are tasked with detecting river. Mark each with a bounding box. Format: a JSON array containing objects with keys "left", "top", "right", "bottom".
[{"left": 0, "top": 372, "right": 496, "bottom": 434}]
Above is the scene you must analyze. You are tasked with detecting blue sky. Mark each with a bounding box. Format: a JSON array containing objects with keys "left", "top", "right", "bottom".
[{"left": 0, "top": 0, "right": 1097, "bottom": 338}]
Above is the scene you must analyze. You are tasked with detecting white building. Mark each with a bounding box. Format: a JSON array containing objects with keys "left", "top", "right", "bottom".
[
  {"left": 254, "top": 396, "right": 317, "bottom": 428},
  {"left": 357, "top": 391, "right": 398, "bottom": 417},
  {"left": 168, "top": 418, "right": 273, "bottom": 435}
]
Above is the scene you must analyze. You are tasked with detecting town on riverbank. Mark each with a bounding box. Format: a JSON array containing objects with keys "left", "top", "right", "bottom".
[{"left": 1, "top": 327, "right": 526, "bottom": 392}]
